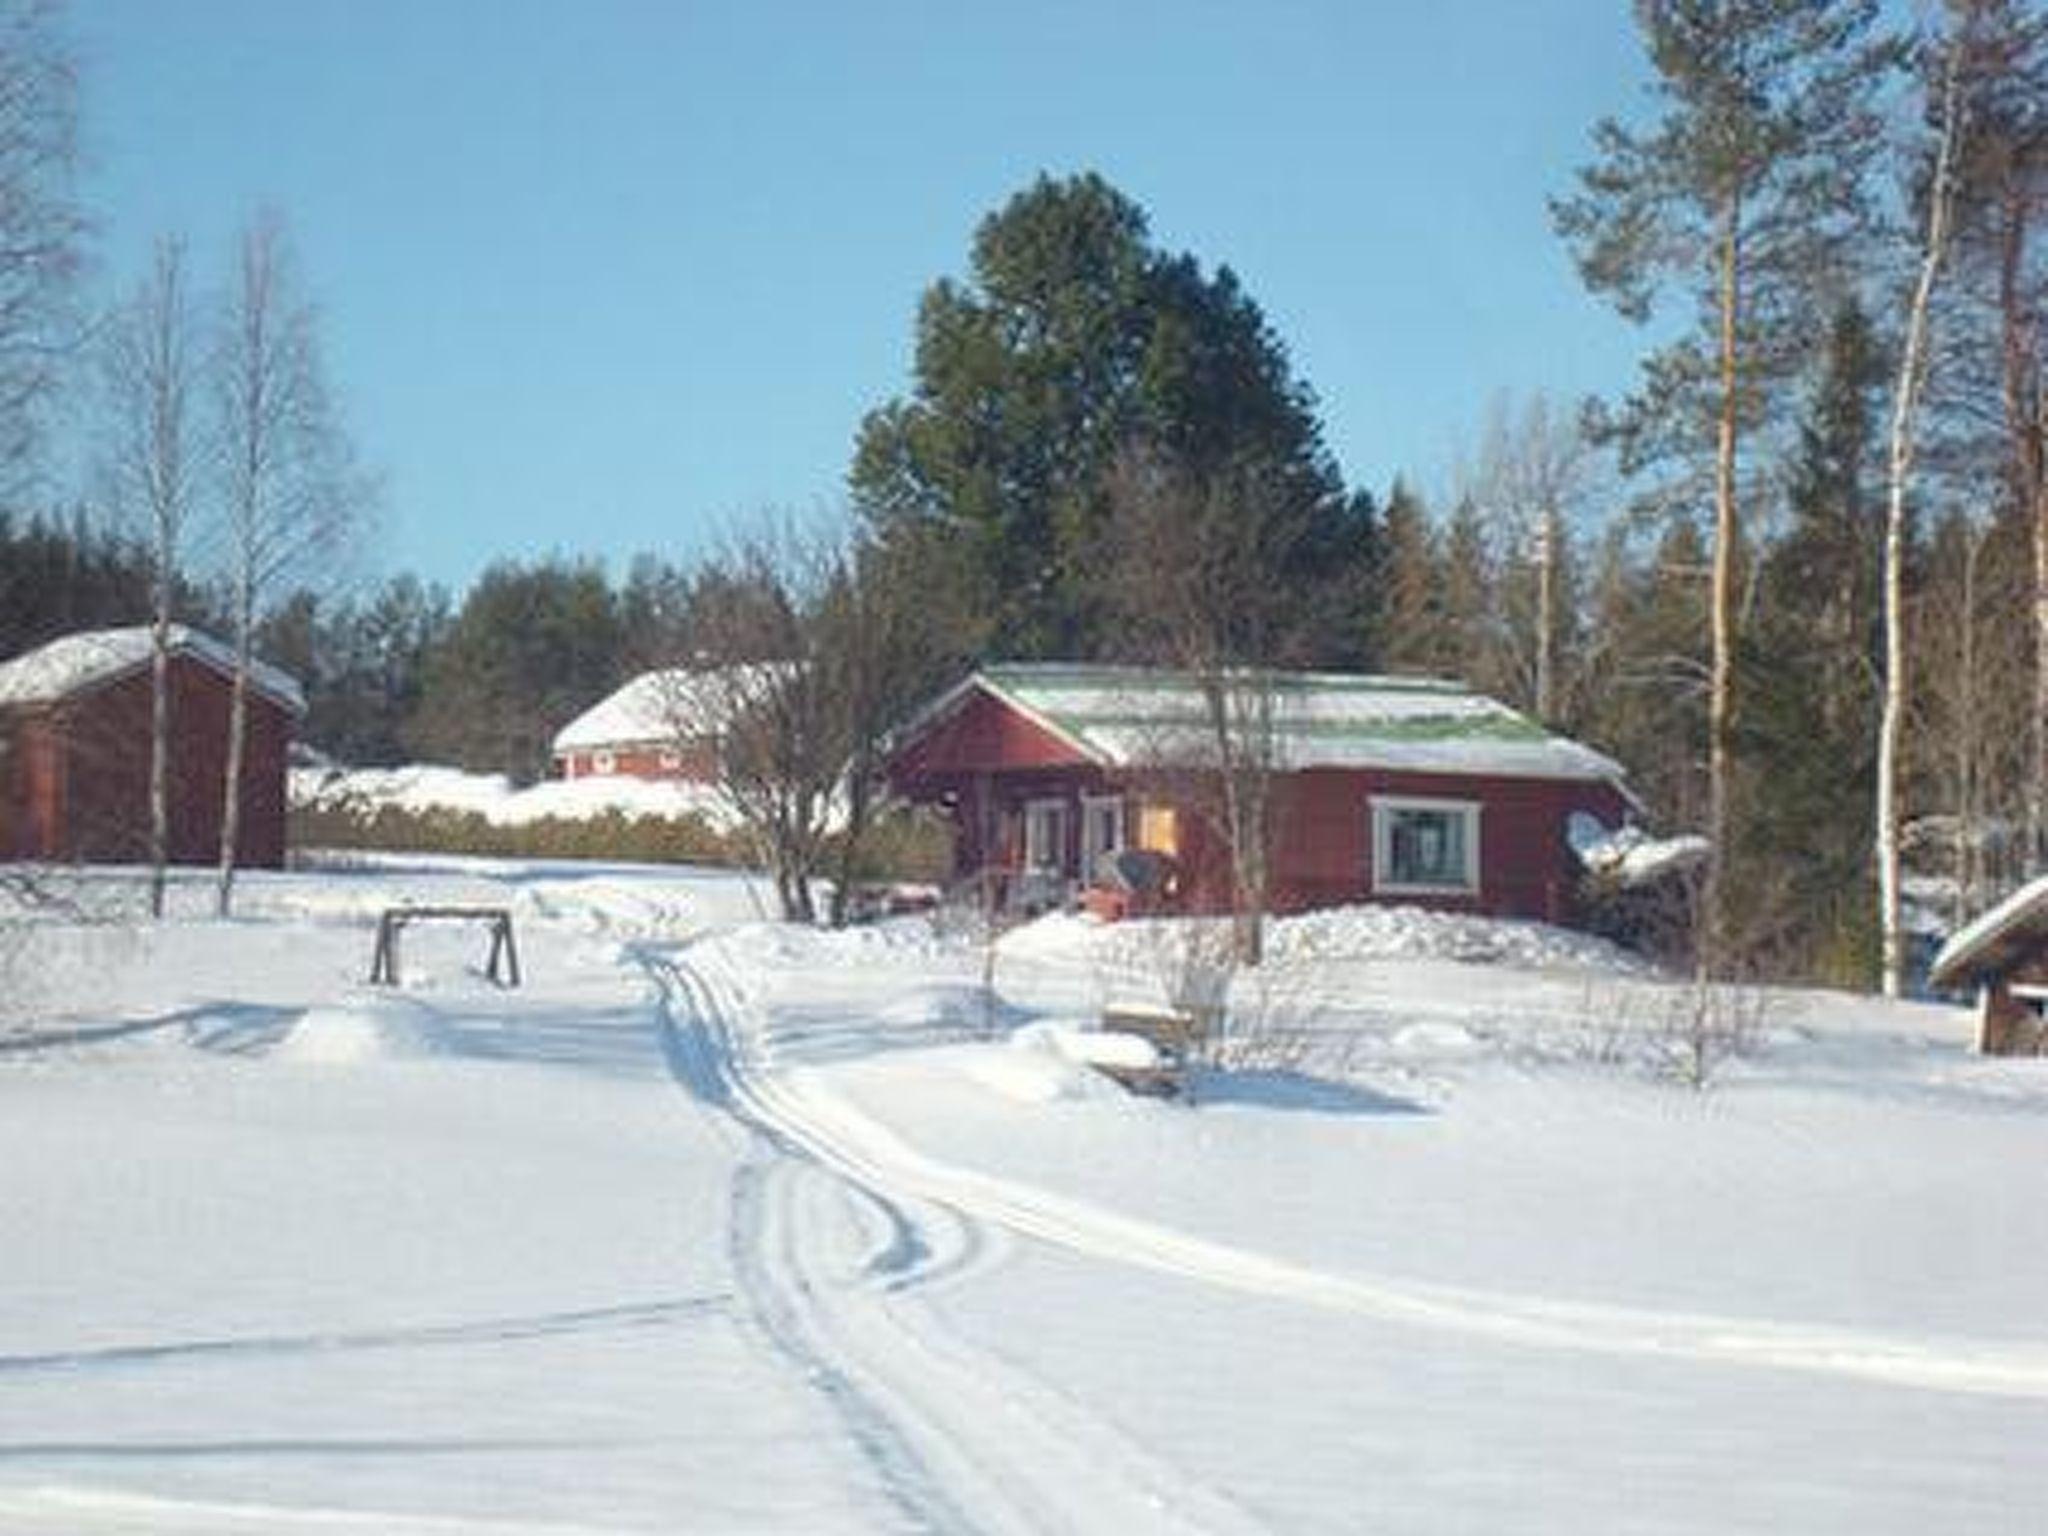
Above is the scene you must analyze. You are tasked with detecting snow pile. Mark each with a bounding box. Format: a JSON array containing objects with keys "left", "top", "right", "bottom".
[
  {"left": 918, "top": 1027, "right": 1138, "bottom": 1105},
  {"left": 274, "top": 1001, "right": 439, "bottom": 1064},
  {"left": 292, "top": 762, "right": 739, "bottom": 829},
  {"left": 999, "top": 903, "right": 1644, "bottom": 976},
  {"left": 1013, "top": 1019, "right": 1160, "bottom": 1071},
  {"left": 1569, "top": 815, "right": 1709, "bottom": 887},
  {"left": 1267, "top": 903, "right": 1644, "bottom": 971}
]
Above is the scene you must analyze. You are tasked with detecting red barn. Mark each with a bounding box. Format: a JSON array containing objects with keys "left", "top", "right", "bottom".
[
  {"left": 0, "top": 625, "right": 304, "bottom": 868},
  {"left": 550, "top": 666, "right": 765, "bottom": 782},
  {"left": 884, "top": 664, "right": 1636, "bottom": 926}
]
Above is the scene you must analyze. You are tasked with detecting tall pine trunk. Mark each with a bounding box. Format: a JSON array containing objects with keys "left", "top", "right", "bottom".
[{"left": 1705, "top": 189, "right": 1742, "bottom": 981}]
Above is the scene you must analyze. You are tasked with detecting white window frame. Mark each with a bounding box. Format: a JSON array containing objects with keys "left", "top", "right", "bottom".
[
  {"left": 1370, "top": 795, "right": 1481, "bottom": 896},
  {"left": 1080, "top": 793, "right": 1126, "bottom": 874},
  {"left": 1022, "top": 797, "right": 1070, "bottom": 874},
  {"left": 592, "top": 749, "right": 617, "bottom": 774}
]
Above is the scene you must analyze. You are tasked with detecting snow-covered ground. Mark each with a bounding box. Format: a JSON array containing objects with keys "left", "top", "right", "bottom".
[{"left": 1, "top": 859, "right": 2042, "bottom": 1533}]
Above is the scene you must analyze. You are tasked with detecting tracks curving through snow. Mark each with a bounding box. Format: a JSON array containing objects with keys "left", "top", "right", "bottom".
[
  {"left": 642, "top": 942, "right": 1261, "bottom": 1536},
  {"left": 664, "top": 935, "right": 2048, "bottom": 1408}
]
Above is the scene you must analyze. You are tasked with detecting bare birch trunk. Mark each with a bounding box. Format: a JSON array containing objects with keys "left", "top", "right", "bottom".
[
  {"left": 148, "top": 611, "right": 169, "bottom": 918},
  {"left": 1878, "top": 25, "right": 1965, "bottom": 998},
  {"left": 2031, "top": 380, "right": 2047, "bottom": 876},
  {"left": 217, "top": 578, "right": 252, "bottom": 918},
  {"left": 1535, "top": 506, "right": 1558, "bottom": 724}
]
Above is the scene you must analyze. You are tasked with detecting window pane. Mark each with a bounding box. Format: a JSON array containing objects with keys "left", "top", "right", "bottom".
[{"left": 1387, "top": 807, "right": 1470, "bottom": 888}]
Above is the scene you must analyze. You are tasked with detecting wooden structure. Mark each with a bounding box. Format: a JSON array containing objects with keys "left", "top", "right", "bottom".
[
  {"left": 1929, "top": 876, "right": 2048, "bottom": 1055},
  {"left": 884, "top": 664, "right": 1635, "bottom": 927},
  {"left": 369, "top": 905, "right": 522, "bottom": 988},
  {"left": 1098, "top": 1002, "right": 1205, "bottom": 1097},
  {"left": 0, "top": 626, "right": 302, "bottom": 867}
]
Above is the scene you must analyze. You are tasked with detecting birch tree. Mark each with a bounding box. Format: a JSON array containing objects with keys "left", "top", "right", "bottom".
[
  {"left": 1552, "top": 0, "right": 1895, "bottom": 976},
  {"left": 100, "top": 236, "right": 197, "bottom": 918},
  {"left": 0, "top": 0, "right": 80, "bottom": 493},
  {"left": 1878, "top": 6, "right": 1973, "bottom": 996},
  {"left": 212, "top": 212, "right": 361, "bottom": 915},
  {"left": 1454, "top": 392, "right": 1597, "bottom": 726}
]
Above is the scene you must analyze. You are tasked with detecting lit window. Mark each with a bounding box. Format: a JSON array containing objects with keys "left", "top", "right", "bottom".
[{"left": 1372, "top": 797, "right": 1480, "bottom": 894}]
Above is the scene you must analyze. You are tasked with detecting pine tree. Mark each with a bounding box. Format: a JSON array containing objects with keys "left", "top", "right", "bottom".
[
  {"left": 850, "top": 173, "right": 1348, "bottom": 659},
  {"left": 1552, "top": 0, "right": 1897, "bottom": 973}
]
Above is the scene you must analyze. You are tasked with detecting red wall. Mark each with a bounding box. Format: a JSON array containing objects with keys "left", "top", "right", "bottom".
[
  {"left": 1266, "top": 769, "right": 1631, "bottom": 923},
  {"left": 557, "top": 741, "right": 718, "bottom": 781},
  {"left": 889, "top": 688, "right": 1092, "bottom": 782},
  {"left": 1, "top": 655, "right": 294, "bottom": 868}
]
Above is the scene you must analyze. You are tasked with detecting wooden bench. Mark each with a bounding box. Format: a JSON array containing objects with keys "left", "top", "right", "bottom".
[
  {"left": 368, "top": 905, "right": 521, "bottom": 988},
  {"left": 1098, "top": 1002, "right": 1206, "bottom": 1097}
]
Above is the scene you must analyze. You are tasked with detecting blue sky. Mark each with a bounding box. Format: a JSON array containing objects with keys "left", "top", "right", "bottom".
[{"left": 76, "top": 1, "right": 1656, "bottom": 595}]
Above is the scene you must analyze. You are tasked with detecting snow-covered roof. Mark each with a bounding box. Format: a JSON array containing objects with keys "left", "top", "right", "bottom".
[
  {"left": 1929, "top": 873, "right": 2048, "bottom": 992},
  {"left": 911, "top": 663, "right": 1629, "bottom": 785},
  {"left": 551, "top": 664, "right": 783, "bottom": 756},
  {"left": 0, "top": 624, "right": 305, "bottom": 715}
]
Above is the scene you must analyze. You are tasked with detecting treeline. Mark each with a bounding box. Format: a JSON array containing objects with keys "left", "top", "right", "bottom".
[{"left": 5, "top": 3, "right": 2045, "bottom": 983}]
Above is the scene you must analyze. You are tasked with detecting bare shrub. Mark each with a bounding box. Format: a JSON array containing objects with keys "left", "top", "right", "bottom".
[{"left": 1572, "top": 972, "right": 1772, "bottom": 1088}]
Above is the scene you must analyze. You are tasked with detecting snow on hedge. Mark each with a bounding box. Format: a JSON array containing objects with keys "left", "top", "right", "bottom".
[
  {"left": 291, "top": 761, "right": 741, "bottom": 830},
  {"left": 1000, "top": 901, "right": 1646, "bottom": 975}
]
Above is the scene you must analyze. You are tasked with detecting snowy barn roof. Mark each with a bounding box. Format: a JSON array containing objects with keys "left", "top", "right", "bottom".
[
  {"left": 1929, "top": 874, "right": 2048, "bottom": 992},
  {"left": 906, "top": 663, "right": 1629, "bottom": 784},
  {"left": 551, "top": 664, "right": 784, "bottom": 756},
  {"left": 0, "top": 624, "right": 305, "bottom": 715}
]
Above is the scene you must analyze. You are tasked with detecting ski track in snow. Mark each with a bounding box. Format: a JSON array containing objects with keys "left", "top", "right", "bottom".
[
  {"left": 672, "top": 937, "right": 2048, "bottom": 1408},
  {"left": 643, "top": 944, "right": 1265, "bottom": 1536}
]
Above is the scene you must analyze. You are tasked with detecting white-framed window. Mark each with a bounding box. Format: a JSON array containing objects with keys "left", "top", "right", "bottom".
[
  {"left": 1022, "top": 797, "right": 1070, "bottom": 874},
  {"left": 593, "top": 749, "right": 617, "bottom": 774},
  {"left": 1080, "top": 793, "right": 1126, "bottom": 878},
  {"left": 658, "top": 749, "right": 682, "bottom": 771},
  {"left": 1371, "top": 796, "right": 1480, "bottom": 895}
]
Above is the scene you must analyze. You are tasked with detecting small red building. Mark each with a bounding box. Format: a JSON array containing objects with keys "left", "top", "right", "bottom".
[
  {"left": 884, "top": 664, "right": 1636, "bottom": 926},
  {"left": 550, "top": 667, "right": 747, "bottom": 782},
  {"left": 0, "top": 625, "right": 304, "bottom": 868}
]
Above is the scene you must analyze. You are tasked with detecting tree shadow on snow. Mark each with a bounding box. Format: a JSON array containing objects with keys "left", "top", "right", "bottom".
[{"left": 1189, "top": 1069, "right": 1429, "bottom": 1117}]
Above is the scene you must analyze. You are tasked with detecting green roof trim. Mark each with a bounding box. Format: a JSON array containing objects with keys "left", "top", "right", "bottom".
[
  {"left": 979, "top": 661, "right": 1471, "bottom": 698},
  {"left": 1032, "top": 710, "right": 1553, "bottom": 744}
]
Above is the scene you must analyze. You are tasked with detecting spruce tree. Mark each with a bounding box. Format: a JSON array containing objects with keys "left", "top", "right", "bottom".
[
  {"left": 1374, "top": 479, "right": 1445, "bottom": 675},
  {"left": 1741, "top": 303, "right": 1886, "bottom": 982}
]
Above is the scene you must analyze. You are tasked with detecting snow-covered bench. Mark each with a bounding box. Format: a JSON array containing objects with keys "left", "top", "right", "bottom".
[{"left": 1098, "top": 1002, "right": 1204, "bottom": 1096}]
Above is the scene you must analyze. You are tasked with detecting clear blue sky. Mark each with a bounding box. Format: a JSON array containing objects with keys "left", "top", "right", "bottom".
[{"left": 76, "top": 0, "right": 1655, "bottom": 596}]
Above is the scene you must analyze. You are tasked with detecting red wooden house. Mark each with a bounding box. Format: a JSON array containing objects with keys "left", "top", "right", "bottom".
[
  {"left": 0, "top": 625, "right": 303, "bottom": 868},
  {"left": 551, "top": 666, "right": 766, "bottom": 782},
  {"left": 883, "top": 664, "right": 1635, "bottom": 925}
]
